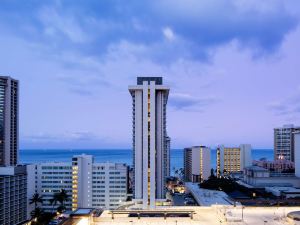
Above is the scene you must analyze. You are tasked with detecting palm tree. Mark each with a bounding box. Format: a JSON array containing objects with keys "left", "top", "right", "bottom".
[
  {"left": 49, "top": 198, "right": 57, "bottom": 213},
  {"left": 52, "top": 189, "right": 70, "bottom": 213},
  {"left": 29, "top": 193, "right": 43, "bottom": 211},
  {"left": 30, "top": 207, "right": 43, "bottom": 220}
]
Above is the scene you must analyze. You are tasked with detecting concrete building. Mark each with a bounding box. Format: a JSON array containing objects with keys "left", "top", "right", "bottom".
[
  {"left": 253, "top": 159, "right": 294, "bottom": 173},
  {"left": 243, "top": 166, "right": 300, "bottom": 188},
  {"left": 0, "top": 76, "right": 27, "bottom": 225},
  {"left": 274, "top": 124, "right": 300, "bottom": 162},
  {"left": 0, "top": 76, "right": 19, "bottom": 167},
  {"left": 32, "top": 155, "right": 128, "bottom": 212},
  {"left": 129, "top": 77, "right": 170, "bottom": 208},
  {"left": 217, "top": 144, "right": 252, "bottom": 177},
  {"left": 184, "top": 146, "right": 211, "bottom": 182},
  {"left": 0, "top": 166, "right": 27, "bottom": 225},
  {"left": 294, "top": 131, "right": 300, "bottom": 178}
]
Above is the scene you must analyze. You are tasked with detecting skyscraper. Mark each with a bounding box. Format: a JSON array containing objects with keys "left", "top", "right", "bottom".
[
  {"left": 0, "top": 76, "right": 27, "bottom": 225},
  {"left": 129, "top": 77, "right": 169, "bottom": 208},
  {"left": 274, "top": 124, "right": 300, "bottom": 162},
  {"left": 0, "top": 76, "right": 18, "bottom": 166}
]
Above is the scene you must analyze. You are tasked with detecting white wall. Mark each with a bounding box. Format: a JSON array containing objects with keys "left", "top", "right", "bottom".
[
  {"left": 26, "top": 164, "right": 36, "bottom": 219},
  {"left": 240, "top": 144, "right": 252, "bottom": 170},
  {"left": 295, "top": 133, "right": 300, "bottom": 178}
]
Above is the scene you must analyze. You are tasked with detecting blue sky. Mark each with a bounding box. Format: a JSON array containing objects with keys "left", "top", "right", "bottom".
[{"left": 0, "top": 0, "right": 300, "bottom": 149}]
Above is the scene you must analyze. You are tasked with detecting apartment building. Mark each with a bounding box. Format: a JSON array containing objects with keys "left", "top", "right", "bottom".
[
  {"left": 0, "top": 166, "right": 27, "bottom": 225},
  {"left": 129, "top": 77, "right": 170, "bottom": 208},
  {"left": 30, "top": 154, "right": 128, "bottom": 212},
  {"left": 217, "top": 144, "right": 252, "bottom": 177},
  {"left": 0, "top": 76, "right": 28, "bottom": 225},
  {"left": 274, "top": 124, "right": 300, "bottom": 162},
  {"left": 184, "top": 146, "right": 211, "bottom": 182}
]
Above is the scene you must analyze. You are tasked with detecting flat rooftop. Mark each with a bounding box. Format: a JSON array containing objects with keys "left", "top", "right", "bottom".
[
  {"left": 88, "top": 206, "right": 300, "bottom": 225},
  {"left": 185, "top": 183, "right": 238, "bottom": 206}
]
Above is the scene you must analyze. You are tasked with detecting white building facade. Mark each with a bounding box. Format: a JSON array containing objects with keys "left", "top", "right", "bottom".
[
  {"left": 129, "top": 77, "right": 170, "bottom": 208},
  {"left": 30, "top": 155, "right": 128, "bottom": 212},
  {"left": 294, "top": 132, "right": 300, "bottom": 178},
  {"left": 184, "top": 146, "right": 211, "bottom": 182},
  {"left": 217, "top": 144, "right": 252, "bottom": 177}
]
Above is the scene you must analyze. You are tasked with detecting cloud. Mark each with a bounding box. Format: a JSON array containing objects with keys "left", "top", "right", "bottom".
[
  {"left": 23, "top": 131, "right": 97, "bottom": 142},
  {"left": 169, "top": 93, "right": 220, "bottom": 111},
  {"left": 38, "top": 6, "right": 90, "bottom": 44},
  {"left": 0, "top": 0, "right": 298, "bottom": 63},
  {"left": 268, "top": 89, "right": 300, "bottom": 116},
  {"left": 162, "top": 27, "right": 175, "bottom": 41},
  {"left": 57, "top": 72, "right": 110, "bottom": 96}
]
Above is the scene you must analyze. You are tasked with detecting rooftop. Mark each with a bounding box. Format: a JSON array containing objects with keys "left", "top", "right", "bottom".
[
  {"left": 65, "top": 206, "right": 300, "bottom": 225},
  {"left": 137, "top": 77, "right": 163, "bottom": 85},
  {"left": 244, "top": 166, "right": 269, "bottom": 172},
  {"left": 185, "top": 183, "right": 238, "bottom": 206}
]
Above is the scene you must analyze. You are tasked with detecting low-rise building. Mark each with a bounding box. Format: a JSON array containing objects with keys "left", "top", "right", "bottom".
[
  {"left": 184, "top": 146, "right": 211, "bottom": 182},
  {"left": 253, "top": 159, "right": 294, "bottom": 173},
  {"left": 265, "top": 186, "right": 300, "bottom": 198},
  {"left": 217, "top": 144, "right": 252, "bottom": 177},
  {"left": 243, "top": 166, "right": 300, "bottom": 188}
]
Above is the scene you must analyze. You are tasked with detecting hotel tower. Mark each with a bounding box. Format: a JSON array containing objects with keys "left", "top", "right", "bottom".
[
  {"left": 129, "top": 77, "right": 170, "bottom": 208},
  {"left": 0, "top": 76, "right": 27, "bottom": 225},
  {"left": 0, "top": 76, "right": 18, "bottom": 166}
]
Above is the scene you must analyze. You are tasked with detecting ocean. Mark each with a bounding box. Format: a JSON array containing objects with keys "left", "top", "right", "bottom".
[{"left": 20, "top": 149, "right": 273, "bottom": 175}]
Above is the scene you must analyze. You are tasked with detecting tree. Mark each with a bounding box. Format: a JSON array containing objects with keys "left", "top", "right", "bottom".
[
  {"left": 49, "top": 198, "right": 57, "bottom": 213},
  {"left": 30, "top": 207, "right": 43, "bottom": 220},
  {"left": 29, "top": 193, "right": 43, "bottom": 211},
  {"left": 209, "top": 168, "right": 216, "bottom": 179},
  {"left": 52, "top": 189, "right": 70, "bottom": 213}
]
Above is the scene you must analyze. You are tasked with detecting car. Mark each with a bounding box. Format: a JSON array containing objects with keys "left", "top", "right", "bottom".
[{"left": 184, "top": 200, "right": 195, "bottom": 205}]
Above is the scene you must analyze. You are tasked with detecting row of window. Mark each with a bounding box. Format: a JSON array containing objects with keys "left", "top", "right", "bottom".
[{"left": 41, "top": 166, "right": 72, "bottom": 170}]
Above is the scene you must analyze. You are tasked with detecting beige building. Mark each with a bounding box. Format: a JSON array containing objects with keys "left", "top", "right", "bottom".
[
  {"left": 217, "top": 144, "right": 252, "bottom": 177},
  {"left": 184, "top": 146, "right": 211, "bottom": 182}
]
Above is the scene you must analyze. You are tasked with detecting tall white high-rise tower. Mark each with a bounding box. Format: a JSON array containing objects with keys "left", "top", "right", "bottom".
[{"left": 129, "top": 77, "right": 169, "bottom": 208}]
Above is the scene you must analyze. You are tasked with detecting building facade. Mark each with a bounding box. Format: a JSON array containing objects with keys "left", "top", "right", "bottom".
[
  {"left": 31, "top": 155, "right": 128, "bottom": 212},
  {"left": 294, "top": 132, "right": 300, "bottom": 178},
  {"left": 253, "top": 159, "right": 294, "bottom": 173},
  {"left": 0, "top": 76, "right": 19, "bottom": 167},
  {"left": 274, "top": 124, "right": 300, "bottom": 162},
  {"left": 184, "top": 146, "right": 211, "bottom": 182},
  {"left": 217, "top": 144, "right": 252, "bottom": 177},
  {"left": 0, "top": 76, "right": 27, "bottom": 225},
  {"left": 243, "top": 166, "right": 300, "bottom": 188},
  {"left": 0, "top": 166, "right": 27, "bottom": 225},
  {"left": 129, "top": 77, "right": 170, "bottom": 208}
]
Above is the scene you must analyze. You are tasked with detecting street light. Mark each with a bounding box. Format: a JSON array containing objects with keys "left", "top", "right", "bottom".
[{"left": 242, "top": 206, "right": 244, "bottom": 220}]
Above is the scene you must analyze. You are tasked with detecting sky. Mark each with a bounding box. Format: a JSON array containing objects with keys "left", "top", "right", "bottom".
[{"left": 0, "top": 0, "right": 300, "bottom": 149}]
